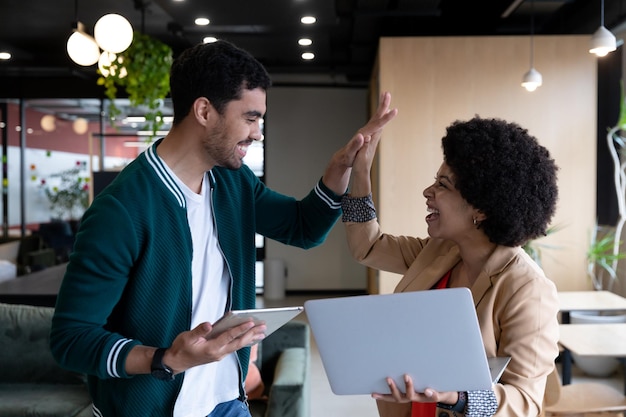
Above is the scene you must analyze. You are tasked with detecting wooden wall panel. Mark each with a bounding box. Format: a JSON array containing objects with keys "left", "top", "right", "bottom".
[{"left": 373, "top": 35, "right": 597, "bottom": 293}]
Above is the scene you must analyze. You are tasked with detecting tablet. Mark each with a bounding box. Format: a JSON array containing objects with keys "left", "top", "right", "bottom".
[
  {"left": 211, "top": 306, "right": 304, "bottom": 340},
  {"left": 305, "top": 288, "right": 501, "bottom": 395}
]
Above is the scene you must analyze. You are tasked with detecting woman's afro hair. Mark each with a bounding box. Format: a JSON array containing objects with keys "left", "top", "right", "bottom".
[{"left": 442, "top": 116, "right": 558, "bottom": 247}]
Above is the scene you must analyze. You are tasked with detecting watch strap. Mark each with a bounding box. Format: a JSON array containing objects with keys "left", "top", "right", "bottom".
[
  {"left": 437, "top": 391, "right": 467, "bottom": 413},
  {"left": 151, "top": 347, "right": 174, "bottom": 381}
]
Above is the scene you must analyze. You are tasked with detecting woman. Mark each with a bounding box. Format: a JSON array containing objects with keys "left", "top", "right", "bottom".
[{"left": 342, "top": 94, "right": 560, "bottom": 417}]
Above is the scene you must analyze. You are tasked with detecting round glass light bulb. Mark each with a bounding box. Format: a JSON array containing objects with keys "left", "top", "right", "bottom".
[
  {"left": 94, "top": 14, "right": 133, "bottom": 53},
  {"left": 98, "top": 51, "right": 127, "bottom": 78},
  {"left": 67, "top": 31, "right": 100, "bottom": 66},
  {"left": 73, "top": 118, "right": 89, "bottom": 135},
  {"left": 40, "top": 114, "right": 56, "bottom": 132}
]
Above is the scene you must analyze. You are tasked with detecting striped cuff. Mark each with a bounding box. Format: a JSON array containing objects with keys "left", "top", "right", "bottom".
[
  {"left": 315, "top": 179, "right": 342, "bottom": 210},
  {"left": 106, "top": 338, "right": 135, "bottom": 378},
  {"left": 341, "top": 194, "right": 376, "bottom": 222}
]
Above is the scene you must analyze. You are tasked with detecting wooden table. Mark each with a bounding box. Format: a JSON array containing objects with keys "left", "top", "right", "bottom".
[
  {"left": 558, "top": 323, "right": 626, "bottom": 394},
  {"left": 0, "top": 263, "right": 67, "bottom": 307},
  {"left": 558, "top": 291, "right": 626, "bottom": 324},
  {"left": 557, "top": 291, "right": 626, "bottom": 388}
]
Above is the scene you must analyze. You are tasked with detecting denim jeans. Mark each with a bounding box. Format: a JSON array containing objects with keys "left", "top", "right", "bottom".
[{"left": 207, "top": 399, "right": 251, "bottom": 417}]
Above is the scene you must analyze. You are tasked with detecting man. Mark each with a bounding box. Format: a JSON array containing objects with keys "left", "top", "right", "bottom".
[{"left": 50, "top": 40, "right": 396, "bottom": 417}]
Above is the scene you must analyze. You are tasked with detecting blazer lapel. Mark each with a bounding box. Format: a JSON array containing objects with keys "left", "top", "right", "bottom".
[
  {"left": 395, "top": 241, "right": 460, "bottom": 292},
  {"left": 471, "top": 245, "right": 519, "bottom": 307},
  {"left": 392, "top": 241, "right": 520, "bottom": 310}
]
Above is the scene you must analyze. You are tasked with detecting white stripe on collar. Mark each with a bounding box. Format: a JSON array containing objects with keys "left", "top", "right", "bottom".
[{"left": 145, "top": 142, "right": 186, "bottom": 208}]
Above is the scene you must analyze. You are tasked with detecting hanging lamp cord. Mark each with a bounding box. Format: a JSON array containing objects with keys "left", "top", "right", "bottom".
[
  {"left": 600, "top": 0, "right": 605, "bottom": 26},
  {"left": 529, "top": 0, "right": 535, "bottom": 68}
]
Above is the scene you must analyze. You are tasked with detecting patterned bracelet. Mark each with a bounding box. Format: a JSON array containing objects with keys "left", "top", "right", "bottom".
[{"left": 341, "top": 193, "right": 376, "bottom": 222}]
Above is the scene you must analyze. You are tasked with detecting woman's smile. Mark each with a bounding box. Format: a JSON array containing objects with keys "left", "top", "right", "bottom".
[{"left": 425, "top": 206, "right": 440, "bottom": 224}]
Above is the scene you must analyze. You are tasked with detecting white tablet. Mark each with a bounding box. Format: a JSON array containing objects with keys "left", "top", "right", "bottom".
[{"left": 211, "top": 306, "right": 304, "bottom": 340}]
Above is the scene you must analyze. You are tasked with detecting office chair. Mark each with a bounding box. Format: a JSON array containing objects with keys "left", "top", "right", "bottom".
[
  {"left": 544, "top": 366, "right": 626, "bottom": 417},
  {"left": 16, "top": 235, "right": 56, "bottom": 275}
]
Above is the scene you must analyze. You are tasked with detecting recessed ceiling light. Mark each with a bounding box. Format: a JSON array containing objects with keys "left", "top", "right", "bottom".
[
  {"left": 302, "top": 52, "right": 315, "bottom": 60},
  {"left": 195, "top": 17, "right": 210, "bottom": 26},
  {"left": 298, "top": 38, "right": 312, "bottom": 46},
  {"left": 203, "top": 36, "right": 218, "bottom": 43},
  {"left": 0, "top": 52, "right": 11, "bottom": 60},
  {"left": 301, "top": 16, "right": 316, "bottom": 24}
]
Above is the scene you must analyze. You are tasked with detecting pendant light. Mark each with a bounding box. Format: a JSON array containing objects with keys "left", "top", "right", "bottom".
[
  {"left": 521, "top": 0, "right": 542, "bottom": 92},
  {"left": 67, "top": 0, "right": 133, "bottom": 67},
  {"left": 589, "top": 0, "right": 616, "bottom": 57},
  {"left": 67, "top": 0, "right": 100, "bottom": 68},
  {"left": 94, "top": 14, "right": 134, "bottom": 54}
]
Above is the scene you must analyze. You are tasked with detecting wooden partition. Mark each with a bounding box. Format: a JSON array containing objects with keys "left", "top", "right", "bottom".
[{"left": 371, "top": 35, "right": 597, "bottom": 293}]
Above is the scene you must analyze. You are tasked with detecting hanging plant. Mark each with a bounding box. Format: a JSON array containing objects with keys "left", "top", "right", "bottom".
[{"left": 97, "top": 31, "right": 173, "bottom": 137}]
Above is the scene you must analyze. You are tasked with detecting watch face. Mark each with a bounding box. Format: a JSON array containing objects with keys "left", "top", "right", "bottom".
[{"left": 152, "top": 368, "right": 174, "bottom": 381}]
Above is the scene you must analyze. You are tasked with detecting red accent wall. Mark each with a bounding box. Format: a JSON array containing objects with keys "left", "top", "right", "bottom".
[{"left": 6, "top": 103, "right": 139, "bottom": 159}]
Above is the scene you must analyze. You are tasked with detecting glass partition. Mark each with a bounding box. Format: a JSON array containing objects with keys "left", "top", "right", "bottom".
[{"left": 0, "top": 97, "right": 266, "bottom": 287}]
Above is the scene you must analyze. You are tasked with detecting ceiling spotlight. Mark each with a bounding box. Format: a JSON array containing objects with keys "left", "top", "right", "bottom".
[
  {"left": 94, "top": 13, "right": 133, "bottom": 54},
  {"left": 302, "top": 52, "right": 315, "bottom": 60},
  {"left": 298, "top": 38, "right": 313, "bottom": 46},
  {"left": 0, "top": 52, "right": 11, "bottom": 60},
  {"left": 67, "top": 22, "right": 100, "bottom": 66},
  {"left": 301, "top": 16, "right": 316, "bottom": 24},
  {"left": 203, "top": 36, "right": 218, "bottom": 43},
  {"left": 195, "top": 17, "right": 210, "bottom": 26}
]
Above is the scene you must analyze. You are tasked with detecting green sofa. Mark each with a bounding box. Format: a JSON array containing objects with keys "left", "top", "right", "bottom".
[
  {"left": 0, "top": 302, "right": 310, "bottom": 417},
  {"left": 0, "top": 303, "right": 92, "bottom": 417},
  {"left": 249, "top": 320, "right": 311, "bottom": 417}
]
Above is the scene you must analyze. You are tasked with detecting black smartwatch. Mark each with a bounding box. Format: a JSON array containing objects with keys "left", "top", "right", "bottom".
[
  {"left": 437, "top": 391, "right": 467, "bottom": 413},
  {"left": 151, "top": 348, "right": 175, "bottom": 381}
]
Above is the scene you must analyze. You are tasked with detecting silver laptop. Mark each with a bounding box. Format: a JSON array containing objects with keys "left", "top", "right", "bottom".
[{"left": 304, "top": 288, "right": 509, "bottom": 395}]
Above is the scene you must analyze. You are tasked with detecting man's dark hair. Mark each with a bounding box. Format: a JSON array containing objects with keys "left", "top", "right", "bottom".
[
  {"left": 442, "top": 116, "right": 559, "bottom": 247},
  {"left": 169, "top": 40, "right": 272, "bottom": 124}
]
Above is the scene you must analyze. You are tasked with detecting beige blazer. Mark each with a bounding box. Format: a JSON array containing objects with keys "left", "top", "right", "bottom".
[{"left": 345, "top": 220, "right": 560, "bottom": 417}]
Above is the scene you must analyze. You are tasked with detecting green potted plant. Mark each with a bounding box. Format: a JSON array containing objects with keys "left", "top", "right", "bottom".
[
  {"left": 586, "top": 224, "right": 626, "bottom": 292},
  {"left": 568, "top": 83, "right": 626, "bottom": 377},
  {"left": 39, "top": 165, "right": 90, "bottom": 221},
  {"left": 522, "top": 224, "right": 563, "bottom": 267},
  {"left": 97, "top": 31, "right": 173, "bottom": 137},
  {"left": 597, "top": 80, "right": 626, "bottom": 294}
]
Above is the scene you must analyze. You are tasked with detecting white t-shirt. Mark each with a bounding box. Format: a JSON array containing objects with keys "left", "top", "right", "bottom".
[{"left": 167, "top": 170, "right": 240, "bottom": 417}]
